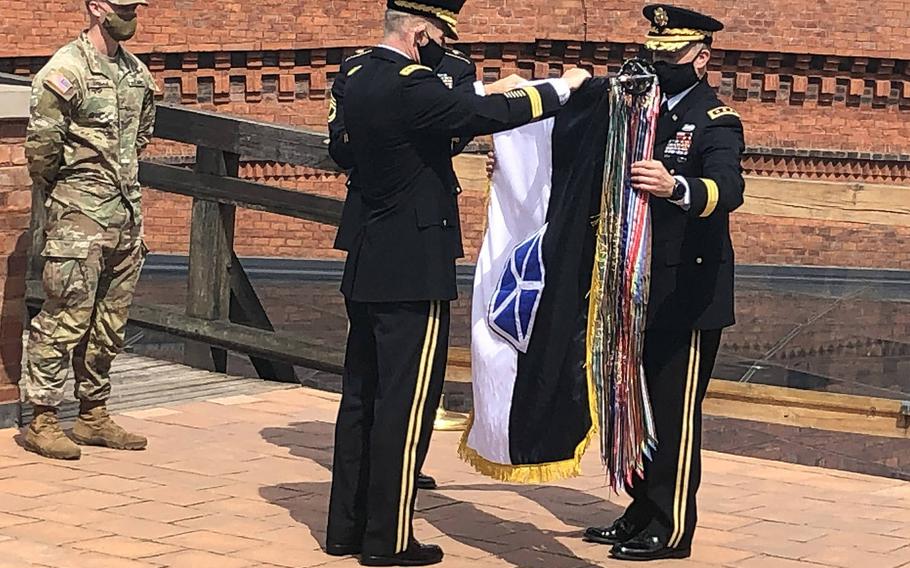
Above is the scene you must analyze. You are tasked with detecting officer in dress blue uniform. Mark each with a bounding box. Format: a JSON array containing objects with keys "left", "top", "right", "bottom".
[
  {"left": 584, "top": 4, "right": 746, "bottom": 562},
  {"left": 325, "top": 1, "right": 590, "bottom": 565},
  {"left": 330, "top": 44, "right": 481, "bottom": 492}
]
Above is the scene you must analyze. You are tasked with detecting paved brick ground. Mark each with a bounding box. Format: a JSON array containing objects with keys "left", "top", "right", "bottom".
[{"left": 1, "top": 387, "right": 909, "bottom": 568}]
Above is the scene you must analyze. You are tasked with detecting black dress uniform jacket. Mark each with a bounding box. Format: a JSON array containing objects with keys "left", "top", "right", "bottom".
[
  {"left": 330, "top": 48, "right": 478, "bottom": 252},
  {"left": 336, "top": 47, "right": 562, "bottom": 303},
  {"left": 648, "top": 79, "right": 745, "bottom": 331}
]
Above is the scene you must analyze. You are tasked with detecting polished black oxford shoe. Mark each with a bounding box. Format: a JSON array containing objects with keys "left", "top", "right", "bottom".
[
  {"left": 610, "top": 532, "right": 691, "bottom": 562},
  {"left": 417, "top": 472, "right": 437, "bottom": 490},
  {"left": 583, "top": 517, "right": 643, "bottom": 546},
  {"left": 361, "top": 541, "right": 444, "bottom": 566},
  {"left": 325, "top": 541, "right": 361, "bottom": 556}
]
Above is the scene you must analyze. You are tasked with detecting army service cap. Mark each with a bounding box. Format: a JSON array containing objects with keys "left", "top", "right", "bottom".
[
  {"left": 387, "top": 0, "right": 467, "bottom": 40},
  {"left": 643, "top": 4, "right": 723, "bottom": 52}
]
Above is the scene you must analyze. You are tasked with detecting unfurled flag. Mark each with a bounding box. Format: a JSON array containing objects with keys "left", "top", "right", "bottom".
[
  {"left": 460, "top": 73, "right": 660, "bottom": 486},
  {"left": 459, "top": 79, "right": 616, "bottom": 482}
]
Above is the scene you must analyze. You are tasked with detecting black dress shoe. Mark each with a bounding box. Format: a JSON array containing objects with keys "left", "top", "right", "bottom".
[
  {"left": 325, "top": 541, "right": 361, "bottom": 556},
  {"left": 416, "top": 472, "right": 437, "bottom": 490},
  {"left": 361, "top": 541, "right": 444, "bottom": 566},
  {"left": 610, "top": 533, "right": 690, "bottom": 561},
  {"left": 583, "top": 517, "right": 643, "bottom": 546}
]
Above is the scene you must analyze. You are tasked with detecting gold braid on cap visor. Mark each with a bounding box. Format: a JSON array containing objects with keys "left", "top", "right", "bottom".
[
  {"left": 645, "top": 27, "right": 711, "bottom": 51},
  {"left": 392, "top": 0, "right": 458, "bottom": 32}
]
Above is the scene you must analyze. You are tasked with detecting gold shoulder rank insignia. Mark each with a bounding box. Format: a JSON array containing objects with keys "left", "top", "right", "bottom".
[
  {"left": 345, "top": 48, "right": 372, "bottom": 62},
  {"left": 347, "top": 65, "right": 363, "bottom": 77},
  {"left": 400, "top": 64, "right": 432, "bottom": 76},
  {"left": 44, "top": 72, "right": 76, "bottom": 101},
  {"left": 708, "top": 106, "right": 740, "bottom": 120},
  {"left": 444, "top": 50, "right": 472, "bottom": 65}
]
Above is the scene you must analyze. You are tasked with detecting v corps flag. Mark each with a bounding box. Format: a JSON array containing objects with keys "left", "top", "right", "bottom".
[
  {"left": 458, "top": 80, "right": 613, "bottom": 482},
  {"left": 460, "top": 73, "right": 660, "bottom": 486}
]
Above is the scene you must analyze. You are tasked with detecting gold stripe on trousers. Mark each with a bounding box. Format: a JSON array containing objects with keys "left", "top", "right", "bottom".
[
  {"left": 669, "top": 330, "right": 700, "bottom": 548},
  {"left": 396, "top": 301, "right": 441, "bottom": 553}
]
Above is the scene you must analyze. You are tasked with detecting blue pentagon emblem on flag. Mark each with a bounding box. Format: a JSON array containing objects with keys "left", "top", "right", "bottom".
[{"left": 488, "top": 224, "right": 548, "bottom": 353}]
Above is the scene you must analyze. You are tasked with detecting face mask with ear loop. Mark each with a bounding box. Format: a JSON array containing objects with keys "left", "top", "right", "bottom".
[
  {"left": 98, "top": 2, "right": 139, "bottom": 41},
  {"left": 416, "top": 30, "right": 445, "bottom": 69},
  {"left": 653, "top": 47, "right": 705, "bottom": 96}
]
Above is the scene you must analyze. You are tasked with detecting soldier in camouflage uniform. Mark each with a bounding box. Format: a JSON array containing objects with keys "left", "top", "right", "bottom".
[{"left": 23, "top": 0, "right": 157, "bottom": 460}]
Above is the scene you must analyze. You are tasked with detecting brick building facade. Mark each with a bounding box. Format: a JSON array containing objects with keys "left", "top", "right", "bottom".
[
  {"left": 0, "top": 83, "right": 31, "bottom": 424},
  {"left": 1, "top": 0, "right": 909, "bottom": 269}
]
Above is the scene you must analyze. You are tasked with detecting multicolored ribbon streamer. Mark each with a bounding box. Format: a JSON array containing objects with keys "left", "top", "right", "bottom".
[{"left": 587, "top": 64, "right": 661, "bottom": 492}]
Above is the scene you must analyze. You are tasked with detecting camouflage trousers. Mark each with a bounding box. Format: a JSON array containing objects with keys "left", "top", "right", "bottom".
[{"left": 24, "top": 201, "right": 146, "bottom": 407}]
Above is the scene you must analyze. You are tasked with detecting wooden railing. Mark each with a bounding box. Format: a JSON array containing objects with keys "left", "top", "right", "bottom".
[
  {"left": 27, "top": 103, "right": 348, "bottom": 381},
  {"left": 0, "top": 71, "right": 30, "bottom": 86}
]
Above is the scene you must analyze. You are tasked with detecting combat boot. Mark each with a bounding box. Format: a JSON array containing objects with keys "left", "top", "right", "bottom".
[
  {"left": 72, "top": 401, "right": 147, "bottom": 450},
  {"left": 23, "top": 406, "right": 81, "bottom": 460}
]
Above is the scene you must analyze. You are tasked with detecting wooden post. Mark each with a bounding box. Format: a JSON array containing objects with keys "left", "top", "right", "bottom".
[
  {"left": 229, "top": 253, "right": 298, "bottom": 382},
  {"left": 0, "top": 95, "right": 33, "bottom": 426},
  {"left": 185, "top": 147, "right": 238, "bottom": 372}
]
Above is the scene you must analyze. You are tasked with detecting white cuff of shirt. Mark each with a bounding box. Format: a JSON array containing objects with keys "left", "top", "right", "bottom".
[
  {"left": 671, "top": 175, "right": 691, "bottom": 211},
  {"left": 544, "top": 78, "right": 571, "bottom": 105},
  {"left": 478, "top": 77, "right": 570, "bottom": 103}
]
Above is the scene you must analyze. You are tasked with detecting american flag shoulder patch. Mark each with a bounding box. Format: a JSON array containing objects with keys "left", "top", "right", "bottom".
[{"left": 44, "top": 72, "right": 76, "bottom": 101}]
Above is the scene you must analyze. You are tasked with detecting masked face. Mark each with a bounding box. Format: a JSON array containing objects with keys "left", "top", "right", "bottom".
[
  {"left": 415, "top": 25, "right": 446, "bottom": 69},
  {"left": 652, "top": 45, "right": 706, "bottom": 96},
  {"left": 652, "top": 60, "right": 699, "bottom": 95},
  {"left": 96, "top": 2, "right": 139, "bottom": 42}
]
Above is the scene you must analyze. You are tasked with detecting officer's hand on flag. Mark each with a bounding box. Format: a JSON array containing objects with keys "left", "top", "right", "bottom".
[
  {"left": 485, "top": 74, "right": 527, "bottom": 95},
  {"left": 631, "top": 160, "right": 676, "bottom": 198},
  {"left": 485, "top": 150, "right": 496, "bottom": 178},
  {"left": 561, "top": 67, "right": 592, "bottom": 91}
]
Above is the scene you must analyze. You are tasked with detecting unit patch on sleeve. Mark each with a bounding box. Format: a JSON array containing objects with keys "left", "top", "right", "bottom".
[{"left": 437, "top": 73, "right": 454, "bottom": 89}]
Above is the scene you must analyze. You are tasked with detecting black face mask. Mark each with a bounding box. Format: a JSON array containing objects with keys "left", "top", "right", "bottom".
[
  {"left": 653, "top": 60, "right": 700, "bottom": 96},
  {"left": 417, "top": 34, "right": 445, "bottom": 69}
]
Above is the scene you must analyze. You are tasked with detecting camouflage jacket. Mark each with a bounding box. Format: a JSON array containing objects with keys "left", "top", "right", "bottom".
[{"left": 25, "top": 33, "right": 158, "bottom": 228}]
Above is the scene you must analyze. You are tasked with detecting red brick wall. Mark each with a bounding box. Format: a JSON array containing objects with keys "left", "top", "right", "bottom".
[
  {"left": 732, "top": 215, "right": 910, "bottom": 270},
  {"left": 0, "top": 118, "right": 30, "bottom": 405},
  {"left": 4, "top": 0, "right": 910, "bottom": 59}
]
